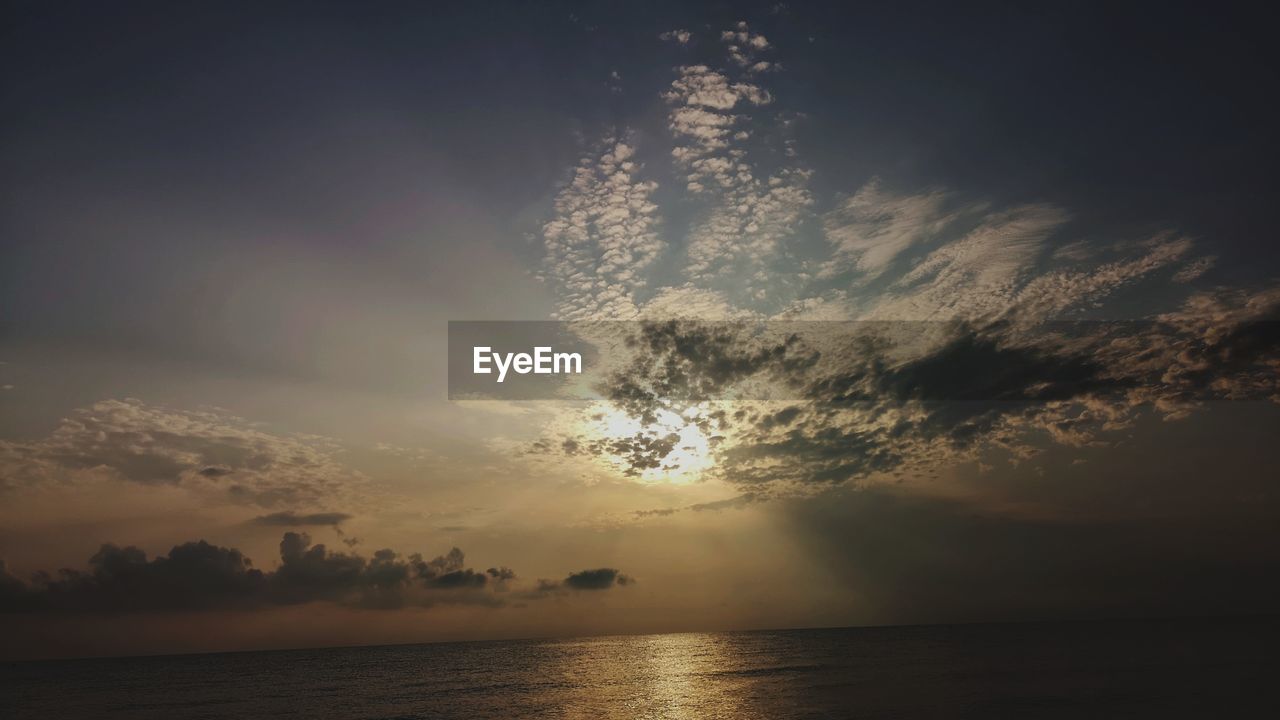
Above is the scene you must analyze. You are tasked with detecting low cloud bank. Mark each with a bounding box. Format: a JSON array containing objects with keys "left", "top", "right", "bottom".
[{"left": 0, "top": 533, "right": 630, "bottom": 614}]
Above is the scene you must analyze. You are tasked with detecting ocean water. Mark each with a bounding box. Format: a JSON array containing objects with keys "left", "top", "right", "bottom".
[{"left": 3, "top": 617, "right": 1277, "bottom": 719}]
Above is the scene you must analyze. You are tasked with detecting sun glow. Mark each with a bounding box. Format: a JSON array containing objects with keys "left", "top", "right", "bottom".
[{"left": 588, "top": 406, "right": 716, "bottom": 484}]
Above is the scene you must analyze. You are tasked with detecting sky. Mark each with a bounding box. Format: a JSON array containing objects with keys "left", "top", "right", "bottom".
[{"left": 2, "top": 1, "right": 1279, "bottom": 661}]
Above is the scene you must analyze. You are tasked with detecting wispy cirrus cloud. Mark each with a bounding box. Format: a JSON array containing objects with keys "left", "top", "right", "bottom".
[{"left": 819, "top": 181, "right": 955, "bottom": 281}]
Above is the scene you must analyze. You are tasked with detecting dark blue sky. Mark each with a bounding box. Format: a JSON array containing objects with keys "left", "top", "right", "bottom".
[
  {"left": 2, "top": 0, "right": 1276, "bottom": 387},
  {"left": 5, "top": 1, "right": 1278, "bottom": 294}
]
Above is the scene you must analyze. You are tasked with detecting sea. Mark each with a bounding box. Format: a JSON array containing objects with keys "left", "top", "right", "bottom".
[{"left": 3, "top": 616, "right": 1277, "bottom": 718}]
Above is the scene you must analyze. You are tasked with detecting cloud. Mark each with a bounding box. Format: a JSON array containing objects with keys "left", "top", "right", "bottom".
[
  {"left": 537, "top": 28, "right": 812, "bottom": 321},
  {"left": 1173, "top": 255, "right": 1216, "bottom": 283},
  {"left": 523, "top": 20, "right": 1280, "bottom": 495},
  {"left": 659, "top": 29, "right": 691, "bottom": 45},
  {"left": 0, "top": 399, "right": 369, "bottom": 507},
  {"left": 720, "top": 21, "right": 772, "bottom": 70},
  {"left": 665, "top": 65, "right": 772, "bottom": 113},
  {"left": 250, "top": 511, "right": 353, "bottom": 527},
  {"left": 863, "top": 204, "right": 1070, "bottom": 321},
  {"left": 639, "top": 286, "right": 748, "bottom": 320},
  {"left": 0, "top": 534, "right": 627, "bottom": 614},
  {"left": 541, "top": 138, "right": 663, "bottom": 320},
  {"left": 0, "top": 561, "right": 25, "bottom": 597},
  {"left": 688, "top": 493, "right": 759, "bottom": 512},
  {"left": 661, "top": 56, "right": 811, "bottom": 293},
  {"left": 633, "top": 507, "right": 678, "bottom": 518},
  {"left": 563, "top": 568, "right": 633, "bottom": 590},
  {"left": 820, "top": 180, "right": 954, "bottom": 279},
  {"left": 634, "top": 493, "right": 761, "bottom": 519},
  {"left": 569, "top": 320, "right": 817, "bottom": 426},
  {"left": 528, "top": 568, "right": 634, "bottom": 594},
  {"left": 533, "top": 293, "right": 1280, "bottom": 485},
  {"left": 486, "top": 566, "right": 516, "bottom": 581},
  {"left": 1, "top": 540, "right": 266, "bottom": 613},
  {"left": 1007, "top": 233, "right": 1195, "bottom": 322}
]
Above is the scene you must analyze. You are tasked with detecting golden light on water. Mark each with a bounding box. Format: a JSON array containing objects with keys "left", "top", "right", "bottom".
[{"left": 549, "top": 633, "right": 752, "bottom": 720}]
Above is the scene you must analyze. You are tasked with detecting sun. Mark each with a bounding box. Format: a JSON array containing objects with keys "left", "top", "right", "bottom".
[{"left": 587, "top": 406, "right": 716, "bottom": 484}]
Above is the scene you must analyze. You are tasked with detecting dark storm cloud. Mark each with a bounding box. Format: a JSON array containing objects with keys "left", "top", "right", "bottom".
[
  {"left": 0, "top": 535, "right": 627, "bottom": 614},
  {"left": 251, "top": 511, "right": 353, "bottom": 527}
]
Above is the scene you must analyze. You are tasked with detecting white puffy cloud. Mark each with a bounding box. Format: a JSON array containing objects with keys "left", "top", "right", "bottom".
[{"left": 720, "top": 21, "right": 772, "bottom": 69}]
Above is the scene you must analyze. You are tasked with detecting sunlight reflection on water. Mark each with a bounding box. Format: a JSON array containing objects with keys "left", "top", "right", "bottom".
[
  {"left": 4, "top": 620, "right": 1276, "bottom": 719},
  {"left": 549, "top": 633, "right": 751, "bottom": 720}
]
